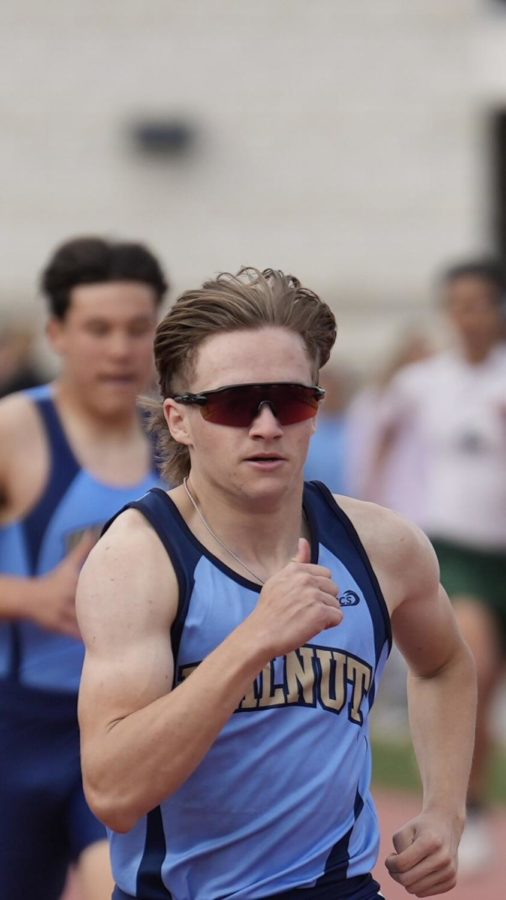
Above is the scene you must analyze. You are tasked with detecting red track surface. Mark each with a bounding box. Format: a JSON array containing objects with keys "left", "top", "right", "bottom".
[{"left": 62, "top": 788, "right": 506, "bottom": 900}]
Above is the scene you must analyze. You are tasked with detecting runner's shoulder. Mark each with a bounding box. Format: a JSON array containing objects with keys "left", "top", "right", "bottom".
[{"left": 335, "top": 494, "right": 436, "bottom": 573}]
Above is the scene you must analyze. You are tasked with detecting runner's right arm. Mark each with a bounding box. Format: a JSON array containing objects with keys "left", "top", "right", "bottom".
[
  {"left": 0, "top": 394, "right": 91, "bottom": 635},
  {"left": 77, "top": 510, "right": 341, "bottom": 833}
]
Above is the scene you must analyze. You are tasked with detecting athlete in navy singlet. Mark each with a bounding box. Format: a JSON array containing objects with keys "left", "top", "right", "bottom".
[
  {"left": 0, "top": 237, "right": 168, "bottom": 900},
  {"left": 77, "top": 267, "right": 476, "bottom": 899},
  {"left": 104, "top": 481, "right": 389, "bottom": 899}
]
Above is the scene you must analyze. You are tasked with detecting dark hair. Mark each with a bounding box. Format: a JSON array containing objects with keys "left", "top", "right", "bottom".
[
  {"left": 40, "top": 236, "right": 168, "bottom": 318},
  {"left": 440, "top": 258, "right": 506, "bottom": 302},
  {"left": 150, "top": 266, "right": 337, "bottom": 484}
]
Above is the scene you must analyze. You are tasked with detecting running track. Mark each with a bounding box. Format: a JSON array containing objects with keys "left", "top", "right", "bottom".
[{"left": 62, "top": 788, "right": 506, "bottom": 899}]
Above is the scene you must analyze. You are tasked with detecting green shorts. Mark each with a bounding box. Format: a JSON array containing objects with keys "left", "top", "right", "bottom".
[{"left": 431, "top": 537, "right": 506, "bottom": 645}]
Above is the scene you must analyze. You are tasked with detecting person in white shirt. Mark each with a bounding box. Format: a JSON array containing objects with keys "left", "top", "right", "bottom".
[
  {"left": 367, "top": 259, "right": 506, "bottom": 874},
  {"left": 345, "top": 330, "right": 434, "bottom": 524}
]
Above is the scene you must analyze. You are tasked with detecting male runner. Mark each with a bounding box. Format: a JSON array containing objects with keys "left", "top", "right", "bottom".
[
  {"left": 0, "top": 236, "right": 167, "bottom": 900},
  {"left": 77, "top": 267, "right": 476, "bottom": 899}
]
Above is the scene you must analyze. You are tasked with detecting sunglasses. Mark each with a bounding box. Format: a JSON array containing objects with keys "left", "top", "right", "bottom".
[{"left": 171, "top": 382, "right": 325, "bottom": 427}]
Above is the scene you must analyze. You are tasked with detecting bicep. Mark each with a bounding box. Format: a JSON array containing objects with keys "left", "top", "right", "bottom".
[
  {"left": 79, "top": 624, "right": 174, "bottom": 732},
  {"left": 392, "top": 582, "right": 462, "bottom": 678},
  {"left": 387, "top": 524, "right": 463, "bottom": 677},
  {"left": 77, "top": 515, "right": 177, "bottom": 739}
]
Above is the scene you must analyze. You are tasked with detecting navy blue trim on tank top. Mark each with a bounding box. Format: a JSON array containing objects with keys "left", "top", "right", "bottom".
[
  {"left": 104, "top": 483, "right": 322, "bottom": 614},
  {"left": 22, "top": 397, "right": 80, "bottom": 572},
  {"left": 8, "top": 396, "right": 80, "bottom": 681},
  {"left": 270, "top": 872, "right": 380, "bottom": 899},
  {"left": 306, "top": 482, "right": 392, "bottom": 665},
  {"left": 148, "top": 489, "right": 268, "bottom": 592},
  {"left": 113, "top": 872, "right": 381, "bottom": 900},
  {"left": 298, "top": 786, "right": 365, "bottom": 892},
  {"left": 102, "top": 489, "right": 203, "bottom": 671},
  {"left": 102, "top": 489, "right": 210, "bottom": 900},
  {"left": 142, "top": 487, "right": 323, "bottom": 593},
  {"left": 135, "top": 807, "right": 172, "bottom": 899},
  {"left": 7, "top": 623, "right": 22, "bottom": 681},
  {"left": 104, "top": 482, "right": 390, "bottom": 697}
]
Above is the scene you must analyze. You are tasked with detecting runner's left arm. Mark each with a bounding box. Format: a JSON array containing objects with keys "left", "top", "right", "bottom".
[{"left": 386, "top": 523, "right": 476, "bottom": 897}]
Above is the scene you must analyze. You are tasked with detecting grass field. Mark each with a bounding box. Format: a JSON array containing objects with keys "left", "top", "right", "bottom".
[{"left": 372, "top": 737, "right": 506, "bottom": 805}]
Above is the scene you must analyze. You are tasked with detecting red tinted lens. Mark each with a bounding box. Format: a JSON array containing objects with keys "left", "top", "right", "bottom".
[
  {"left": 268, "top": 384, "right": 320, "bottom": 425},
  {"left": 200, "top": 384, "right": 320, "bottom": 426},
  {"left": 200, "top": 386, "right": 254, "bottom": 426}
]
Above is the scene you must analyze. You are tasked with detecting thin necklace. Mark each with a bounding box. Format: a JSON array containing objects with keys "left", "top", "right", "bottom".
[{"left": 183, "top": 476, "right": 266, "bottom": 585}]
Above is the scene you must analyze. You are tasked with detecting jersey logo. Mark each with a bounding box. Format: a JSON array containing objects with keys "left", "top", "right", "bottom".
[{"left": 339, "top": 590, "right": 360, "bottom": 607}]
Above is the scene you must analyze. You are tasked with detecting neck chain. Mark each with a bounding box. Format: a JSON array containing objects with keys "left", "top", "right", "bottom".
[{"left": 183, "top": 477, "right": 266, "bottom": 585}]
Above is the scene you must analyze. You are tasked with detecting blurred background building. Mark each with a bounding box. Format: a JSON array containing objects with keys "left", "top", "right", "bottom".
[{"left": 2, "top": 0, "right": 506, "bottom": 372}]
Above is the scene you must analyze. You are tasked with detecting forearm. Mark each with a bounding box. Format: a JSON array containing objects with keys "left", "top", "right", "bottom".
[
  {"left": 407, "top": 642, "right": 477, "bottom": 822},
  {"left": 82, "top": 622, "right": 269, "bottom": 832},
  {"left": 0, "top": 575, "right": 41, "bottom": 620}
]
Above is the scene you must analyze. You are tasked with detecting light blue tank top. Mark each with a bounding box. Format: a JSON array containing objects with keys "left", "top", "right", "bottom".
[
  {"left": 107, "top": 482, "right": 392, "bottom": 900},
  {"left": 0, "top": 384, "right": 163, "bottom": 693}
]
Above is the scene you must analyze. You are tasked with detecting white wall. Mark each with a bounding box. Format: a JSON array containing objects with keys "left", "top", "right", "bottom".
[{"left": 1, "top": 0, "right": 504, "bottom": 369}]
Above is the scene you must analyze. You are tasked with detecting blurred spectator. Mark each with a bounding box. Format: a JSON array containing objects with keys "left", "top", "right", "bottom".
[
  {"left": 304, "top": 365, "right": 355, "bottom": 493},
  {"left": 0, "top": 320, "right": 45, "bottom": 397},
  {"left": 365, "top": 259, "right": 506, "bottom": 875},
  {"left": 345, "top": 329, "right": 435, "bottom": 737},
  {"left": 345, "top": 329, "right": 435, "bottom": 521}
]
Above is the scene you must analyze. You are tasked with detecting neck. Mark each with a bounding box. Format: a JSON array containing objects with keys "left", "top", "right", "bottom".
[
  {"left": 54, "top": 379, "right": 140, "bottom": 437},
  {"left": 460, "top": 338, "right": 498, "bottom": 365},
  {"left": 182, "top": 474, "right": 307, "bottom": 583}
]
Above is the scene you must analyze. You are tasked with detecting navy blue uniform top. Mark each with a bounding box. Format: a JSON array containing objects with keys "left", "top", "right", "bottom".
[
  {"left": 0, "top": 384, "right": 163, "bottom": 693},
  {"left": 106, "top": 481, "right": 392, "bottom": 900}
]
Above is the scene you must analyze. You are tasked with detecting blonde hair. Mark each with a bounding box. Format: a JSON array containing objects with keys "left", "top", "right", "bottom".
[{"left": 150, "top": 267, "right": 337, "bottom": 484}]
